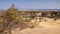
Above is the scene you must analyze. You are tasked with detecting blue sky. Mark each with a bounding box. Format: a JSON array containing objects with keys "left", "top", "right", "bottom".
[{"left": 0, "top": 0, "right": 60, "bottom": 10}]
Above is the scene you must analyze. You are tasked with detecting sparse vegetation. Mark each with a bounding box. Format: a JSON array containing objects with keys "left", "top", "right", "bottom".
[
  {"left": 0, "top": 5, "right": 38, "bottom": 34},
  {"left": 0, "top": 4, "right": 60, "bottom": 34}
]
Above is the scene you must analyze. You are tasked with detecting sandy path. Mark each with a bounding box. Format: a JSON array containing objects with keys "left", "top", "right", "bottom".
[{"left": 11, "top": 27, "right": 60, "bottom": 34}]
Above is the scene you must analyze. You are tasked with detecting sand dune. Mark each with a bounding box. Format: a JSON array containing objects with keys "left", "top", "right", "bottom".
[
  {"left": 11, "top": 27, "right": 60, "bottom": 34},
  {"left": 11, "top": 18, "right": 60, "bottom": 34}
]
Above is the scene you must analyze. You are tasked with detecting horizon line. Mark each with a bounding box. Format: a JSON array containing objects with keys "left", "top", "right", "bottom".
[{"left": 0, "top": 9, "right": 60, "bottom": 10}]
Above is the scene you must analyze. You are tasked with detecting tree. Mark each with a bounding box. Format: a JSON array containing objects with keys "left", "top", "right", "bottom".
[{"left": 3, "top": 8, "right": 23, "bottom": 34}]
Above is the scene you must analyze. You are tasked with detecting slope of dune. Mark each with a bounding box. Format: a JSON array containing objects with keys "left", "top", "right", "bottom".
[
  {"left": 38, "top": 18, "right": 60, "bottom": 28},
  {"left": 11, "top": 18, "right": 60, "bottom": 34}
]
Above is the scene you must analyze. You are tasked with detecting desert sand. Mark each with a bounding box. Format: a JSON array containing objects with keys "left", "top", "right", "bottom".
[{"left": 11, "top": 18, "right": 60, "bottom": 34}]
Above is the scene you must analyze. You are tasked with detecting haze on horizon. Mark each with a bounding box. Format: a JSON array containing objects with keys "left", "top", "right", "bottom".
[{"left": 0, "top": 0, "right": 60, "bottom": 10}]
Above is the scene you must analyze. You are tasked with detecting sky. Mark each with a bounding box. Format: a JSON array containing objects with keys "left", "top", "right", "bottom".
[{"left": 0, "top": 0, "right": 60, "bottom": 10}]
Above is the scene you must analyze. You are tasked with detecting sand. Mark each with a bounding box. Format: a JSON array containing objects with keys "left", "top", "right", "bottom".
[{"left": 11, "top": 18, "right": 60, "bottom": 34}]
